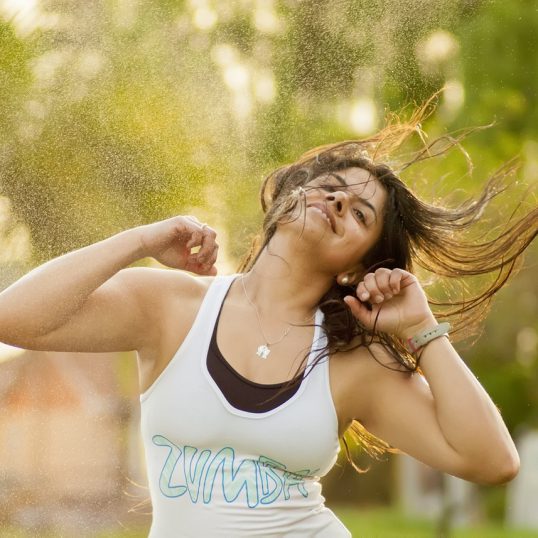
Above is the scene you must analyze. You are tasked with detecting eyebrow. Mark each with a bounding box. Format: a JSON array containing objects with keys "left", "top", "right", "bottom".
[{"left": 328, "top": 173, "right": 379, "bottom": 223}]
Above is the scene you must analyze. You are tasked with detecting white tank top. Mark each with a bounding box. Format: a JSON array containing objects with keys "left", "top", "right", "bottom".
[{"left": 139, "top": 274, "right": 351, "bottom": 537}]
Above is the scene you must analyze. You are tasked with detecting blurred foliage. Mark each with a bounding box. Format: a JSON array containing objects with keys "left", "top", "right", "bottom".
[{"left": 0, "top": 0, "right": 536, "bottom": 483}]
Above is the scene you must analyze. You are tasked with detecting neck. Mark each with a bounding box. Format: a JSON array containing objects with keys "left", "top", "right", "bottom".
[{"left": 241, "top": 234, "right": 334, "bottom": 324}]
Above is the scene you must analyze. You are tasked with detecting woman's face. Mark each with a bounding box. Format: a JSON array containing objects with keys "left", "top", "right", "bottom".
[{"left": 281, "top": 166, "right": 386, "bottom": 275}]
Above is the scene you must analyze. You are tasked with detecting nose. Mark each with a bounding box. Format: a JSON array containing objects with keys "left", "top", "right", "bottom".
[{"left": 325, "top": 190, "right": 349, "bottom": 215}]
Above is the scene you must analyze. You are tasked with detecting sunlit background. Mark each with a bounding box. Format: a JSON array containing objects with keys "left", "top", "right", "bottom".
[{"left": 0, "top": 1, "right": 537, "bottom": 536}]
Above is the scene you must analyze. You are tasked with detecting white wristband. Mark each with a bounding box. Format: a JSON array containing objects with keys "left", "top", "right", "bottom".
[{"left": 407, "top": 322, "right": 451, "bottom": 353}]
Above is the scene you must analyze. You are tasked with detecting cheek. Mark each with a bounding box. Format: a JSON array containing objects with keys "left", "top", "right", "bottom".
[
  {"left": 343, "top": 222, "right": 368, "bottom": 246},
  {"left": 328, "top": 234, "right": 366, "bottom": 265},
  {"left": 339, "top": 228, "right": 379, "bottom": 262}
]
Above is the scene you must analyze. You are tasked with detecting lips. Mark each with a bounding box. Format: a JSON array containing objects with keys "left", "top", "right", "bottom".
[{"left": 306, "top": 202, "right": 336, "bottom": 233}]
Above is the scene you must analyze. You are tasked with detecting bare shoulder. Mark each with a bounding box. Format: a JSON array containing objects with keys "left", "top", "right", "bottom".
[
  {"left": 119, "top": 266, "right": 210, "bottom": 302},
  {"left": 338, "top": 342, "right": 483, "bottom": 483},
  {"left": 122, "top": 266, "right": 216, "bottom": 344},
  {"left": 361, "top": 342, "right": 413, "bottom": 377},
  {"left": 333, "top": 341, "right": 412, "bottom": 428},
  {"left": 131, "top": 268, "right": 217, "bottom": 394},
  {"left": 16, "top": 266, "right": 215, "bottom": 357}
]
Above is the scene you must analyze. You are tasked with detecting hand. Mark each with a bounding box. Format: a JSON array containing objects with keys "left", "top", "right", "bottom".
[
  {"left": 136, "top": 215, "right": 219, "bottom": 275},
  {"left": 343, "top": 268, "right": 436, "bottom": 339}
]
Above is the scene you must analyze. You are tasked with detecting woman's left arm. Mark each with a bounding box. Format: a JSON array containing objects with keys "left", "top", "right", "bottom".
[{"left": 344, "top": 268, "right": 520, "bottom": 485}]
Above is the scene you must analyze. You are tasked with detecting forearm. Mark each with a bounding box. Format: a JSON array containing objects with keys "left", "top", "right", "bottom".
[
  {"left": 415, "top": 332, "right": 519, "bottom": 477},
  {"left": 0, "top": 227, "right": 145, "bottom": 340}
]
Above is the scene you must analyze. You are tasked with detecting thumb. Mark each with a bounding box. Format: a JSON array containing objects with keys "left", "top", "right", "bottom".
[{"left": 344, "top": 295, "right": 375, "bottom": 329}]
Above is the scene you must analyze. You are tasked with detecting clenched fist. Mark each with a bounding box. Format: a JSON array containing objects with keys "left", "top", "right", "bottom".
[
  {"left": 136, "top": 215, "right": 219, "bottom": 275},
  {"left": 343, "top": 268, "right": 437, "bottom": 339}
]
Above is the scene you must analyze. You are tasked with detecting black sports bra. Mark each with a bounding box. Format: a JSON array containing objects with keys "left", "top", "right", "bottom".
[{"left": 206, "top": 294, "right": 304, "bottom": 413}]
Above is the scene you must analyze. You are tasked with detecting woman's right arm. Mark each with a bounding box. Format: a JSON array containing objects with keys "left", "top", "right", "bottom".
[{"left": 0, "top": 216, "right": 219, "bottom": 353}]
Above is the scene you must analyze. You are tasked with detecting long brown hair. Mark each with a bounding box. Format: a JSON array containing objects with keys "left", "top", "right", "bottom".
[{"left": 237, "top": 94, "right": 538, "bottom": 472}]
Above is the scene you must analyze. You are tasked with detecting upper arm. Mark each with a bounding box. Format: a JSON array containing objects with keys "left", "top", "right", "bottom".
[
  {"left": 356, "top": 345, "right": 473, "bottom": 482},
  {"left": 25, "top": 267, "right": 201, "bottom": 354}
]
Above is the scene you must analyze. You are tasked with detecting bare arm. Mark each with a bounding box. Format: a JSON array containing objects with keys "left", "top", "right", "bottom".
[
  {"left": 0, "top": 216, "right": 219, "bottom": 352},
  {"left": 346, "top": 267, "right": 520, "bottom": 485},
  {"left": 0, "top": 229, "right": 143, "bottom": 344},
  {"left": 358, "top": 343, "right": 518, "bottom": 486},
  {"left": 400, "top": 332, "right": 518, "bottom": 482}
]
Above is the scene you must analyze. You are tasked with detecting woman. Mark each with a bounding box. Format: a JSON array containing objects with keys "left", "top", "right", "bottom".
[{"left": 0, "top": 107, "right": 536, "bottom": 537}]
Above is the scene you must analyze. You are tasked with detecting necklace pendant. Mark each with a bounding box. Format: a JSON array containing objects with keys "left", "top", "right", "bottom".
[{"left": 256, "top": 344, "right": 271, "bottom": 359}]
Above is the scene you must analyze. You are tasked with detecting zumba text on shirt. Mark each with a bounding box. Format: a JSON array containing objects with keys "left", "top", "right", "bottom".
[{"left": 152, "top": 435, "right": 319, "bottom": 508}]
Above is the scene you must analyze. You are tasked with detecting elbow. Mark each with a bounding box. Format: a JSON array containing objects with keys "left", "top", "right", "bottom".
[
  {"left": 475, "top": 452, "right": 520, "bottom": 486},
  {"left": 493, "top": 456, "right": 520, "bottom": 485},
  {"left": 485, "top": 465, "right": 519, "bottom": 486}
]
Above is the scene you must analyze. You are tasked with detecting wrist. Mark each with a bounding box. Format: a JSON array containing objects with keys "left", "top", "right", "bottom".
[
  {"left": 399, "top": 315, "right": 438, "bottom": 341},
  {"left": 128, "top": 226, "right": 153, "bottom": 261},
  {"left": 117, "top": 227, "right": 149, "bottom": 263}
]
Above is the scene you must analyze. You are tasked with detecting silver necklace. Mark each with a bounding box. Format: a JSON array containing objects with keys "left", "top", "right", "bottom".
[
  {"left": 241, "top": 274, "right": 292, "bottom": 359},
  {"left": 240, "top": 274, "right": 317, "bottom": 359}
]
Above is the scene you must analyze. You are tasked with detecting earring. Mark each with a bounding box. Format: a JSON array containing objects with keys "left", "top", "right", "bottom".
[{"left": 341, "top": 275, "right": 350, "bottom": 285}]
